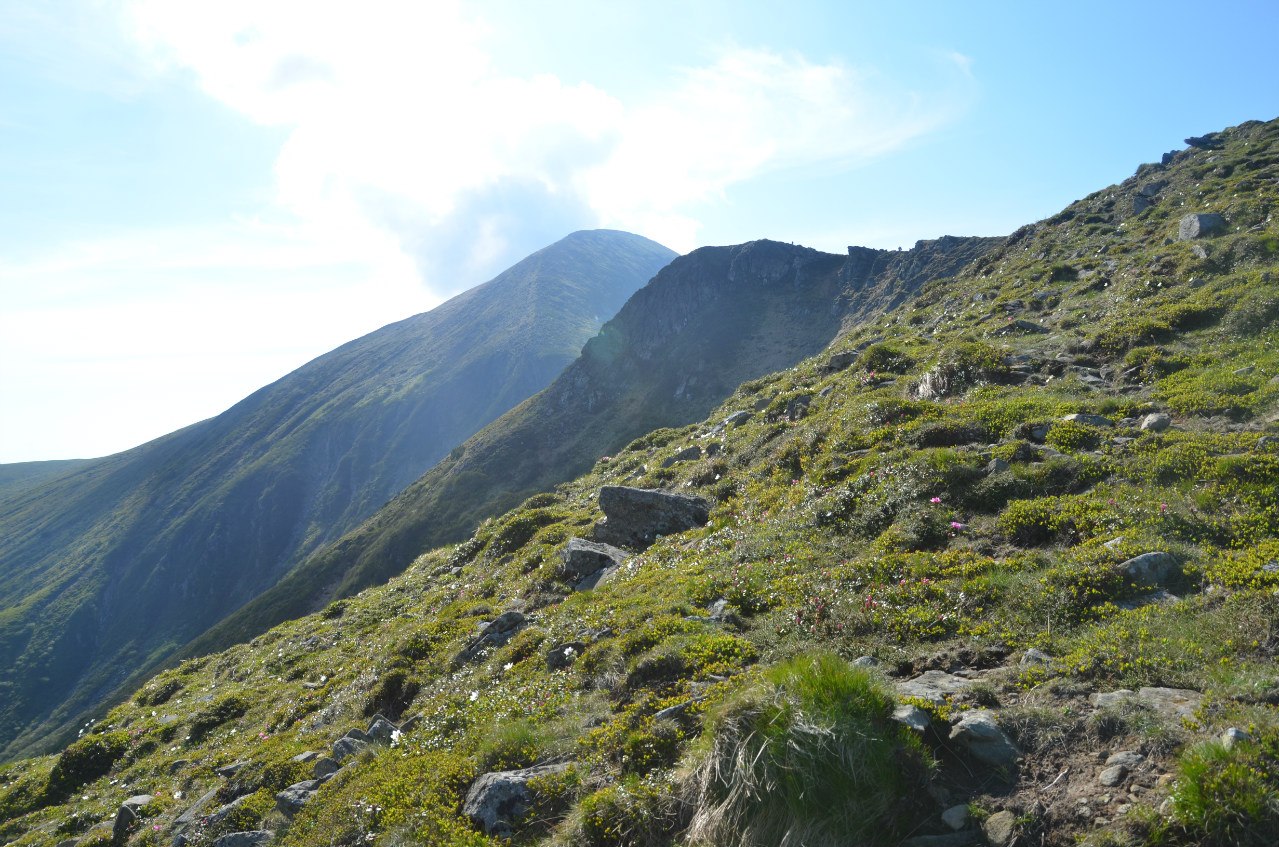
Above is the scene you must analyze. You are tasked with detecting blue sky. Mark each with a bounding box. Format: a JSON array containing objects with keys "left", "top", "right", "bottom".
[{"left": 2, "top": 0, "right": 1277, "bottom": 463}]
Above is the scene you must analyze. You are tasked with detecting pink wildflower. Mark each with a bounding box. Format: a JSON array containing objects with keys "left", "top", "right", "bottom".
[{"left": 929, "top": 496, "right": 942, "bottom": 504}]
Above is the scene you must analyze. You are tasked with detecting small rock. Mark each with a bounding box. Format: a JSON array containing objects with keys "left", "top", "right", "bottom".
[
  {"left": 1020, "top": 648, "right": 1052, "bottom": 666},
  {"left": 561, "top": 538, "right": 627, "bottom": 589},
  {"left": 661, "top": 445, "right": 702, "bottom": 468},
  {"left": 342, "top": 727, "right": 371, "bottom": 743},
  {"left": 545, "top": 641, "right": 586, "bottom": 671},
  {"left": 851, "top": 655, "right": 880, "bottom": 668},
  {"left": 173, "top": 787, "right": 222, "bottom": 833},
  {"left": 1061, "top": 413, "right": 1114, "bottom": 427},
  {"left": 1139, "top": 413, "right": 1171, "bottom": 432},
  {"left": 290, "top": 751, "right": 320, "bottom": 763},
  {"left": 824, "top": 351, "right": 856, "bottom": 372},
  {"left": 312, "top": 757, "right": 340, "bottom": 780},
  {"left": 1221, "top": 727, "right": 1253, "bottom": 748},
  {"left": 892, "top": 704, "right": 931, "bottom": 733},
  {"left": 1099, "top": 765, "right": 1128, "bottom": 786},
  {"left": 949, "top": 710, "right": 1020, "bottom": 769},
  {"left": 982, "top": 810, "right": 1018, "bottom": 846},
  {"left": 941, "top": 804, "right": 970, "bottom": 831},
  {"left": 122, "top": 794, "right": 155, "bottom": 810},
  {"left": 985, "top": 458, "right": 1010, "bottom": 475},
  {"left": 215, "top": 760, "right": 250, "bottom": 778},
  {"left": 112, "top": 803, "right": 139, "bottom": 843},
  {"left": 653, "top": 701, "right": 693, "bottom": 722},
  {"left": 724, "top": 410, "right": 752, "bottom": 427},
  {"left": 1106, "top": 751, "right": 1145, "bottom": 769}
]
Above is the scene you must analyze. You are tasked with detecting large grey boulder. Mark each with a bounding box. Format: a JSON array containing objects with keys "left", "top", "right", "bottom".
[
  {"left": 331, "top": 734, "right": 370, "bottom": 763},
  {"left": 1178, "top": 213, "right": 1227, "bottom": 240},
  {"left": 594, "top": 486, "right": 710, "bottom": 549},
  {"left": 561, "top": 538, "right": 628, "bottom": 589},
  {"left": 112, "top": 803, "right": 139, "bottom": 844},
  {"left": 367, "top": 715, "right": 399, "bottom": 745},
  {"left": 949, "top": 710, "right": 1020, "bottom": 769},
  {"left": 462, "top": 763, "right": 570, "bottom": 837}
]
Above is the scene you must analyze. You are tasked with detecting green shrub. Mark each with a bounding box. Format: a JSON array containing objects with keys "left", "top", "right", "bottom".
[
  {"left": 682, "top": 653, "right": 931, "bottom": 847},
  {"left": 857, "top": 343, "right": 914, "bottom": 374},
  {"left": 46, "top": 731, "right": 130, "bottom": 797},
  {"left": 1159, "top": 737, "right": 1279, "bottom": 846},
  {"left": 1045, "top": 419, "right": 1102, "bottom": 452},
  {"left": 570, "top": 775, "right": 682, "bottom": 847},
  {"left": 188, "top": 695, "right": 249, "bottom": 741}
]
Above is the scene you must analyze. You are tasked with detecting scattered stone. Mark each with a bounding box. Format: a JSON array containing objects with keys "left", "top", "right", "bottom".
[
  {"left": 1139, "top": 413, "right": 1171, "bottom": 432},
  {"left": 312, "top": 757, "right": 340, "bottom": 780},
  {"left": 342, "top": 727, "right": 371, "bottom": 743},
  {"left": 949, "top": 710, "right": 1020, "bottom": 769},
  {"left": 454, "top": 611, "right": 529, "bottom": 665},
  {"left": 982, "top": 810, "right": 1018, "bottom": 846},
  {"left": 997, "top": 318, "right": 1048, "bottom": 335},
  {"left": 207, "top": 796, "right": 257, "bottom": 829},
  {"left": 462, "top": 764, "right": 571, "bottom": 837},
  {"left": 1107, "top": 751, "right": 1145, "bottom": 769},
  {"left": 1061, "top": 413, "right": 1114, "bottom": 427},
  {"left": 941, "top": 804, "right": 970, "bottom": 831},
  {"left": 1028, "top": 423, "right": 1051, "bottom": 442},
  {"left": 984, "top": 457, "right": 1010, "bottom": 475},
  {"left": 1178, "top": 213, "right": 1227, "bottom": 240},
  {"left": 594, "top": 486, "right": 711, "bottom": 549},
  {"left": 653, "top": 701, "right": 693, "bottom": 722},
  {"left": 707, "top": 598, "right": 729, "bottom": 621},
  {"left": 892, "top": 704, "right": 931, "bottom": 733},
  {"left": 1222, "top": 727, "right": 1253, "bottom": 748},
  {"left": 1099, "top": 765, "right": 1128, "bottom": 787},
  {"left": 561, "top": 538, "right": 627, "bottom": 589},
  {"left": 896, "top": 670, "right": 973, "bottom": 704},
  {"left": 367, "top": 716, "right": 399, "bottom": 745},
  {"left": 275, "top": 780, "right": 320, "bottom": 816},
  {"left": 545, "top": 641, "right": 586, "bottom": 670},
  {"left": 1118, "top": 552, "right": 1180, "bottom": 587},
  {"left": 661, "top": 445, "right": 702, "bottom": 468},
  {"left": 1020, "top": 648, "right": 1052, "bottom": 666},
  {"left": 851, "top": 655, "right": 880, "bottom": 668},
  {"left": 290, "top": 751, "right": 320, "bottom": 764},
  {"left": 212, "top": 832, "right": 274, "bottom": 847}
]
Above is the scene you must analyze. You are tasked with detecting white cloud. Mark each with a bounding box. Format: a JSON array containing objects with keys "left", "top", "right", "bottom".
[{"left": 123, "top": 0, "right": 973, "bottom": 276}]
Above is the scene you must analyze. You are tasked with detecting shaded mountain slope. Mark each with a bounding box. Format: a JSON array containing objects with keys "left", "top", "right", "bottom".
[
  {"left": 3, "top": 117, "right": 1279, "bottom": 847},
  {"left": 0, "top": 230, "right": 675, "bottom": 760},
  {"left": 187, "top": 234, "right": 996, "bottom": 654}
]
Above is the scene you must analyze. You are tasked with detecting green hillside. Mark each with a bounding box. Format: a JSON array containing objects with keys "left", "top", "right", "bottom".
[
  {"left": 0, "top": 230, "right": 675, "bottom": 763},
  {"left": 3, "top": 118, "right": 1279, "bottom": 846}
]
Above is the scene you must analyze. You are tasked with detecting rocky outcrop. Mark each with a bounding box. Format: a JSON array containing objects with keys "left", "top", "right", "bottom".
[
  {"left": 561, "top": 538, "right": 627, "bottom": 590},
  {"left": 593, "top": 487, "right": 711, "bottom": 549},
  {"left": 1178, "top": 212, "right": 1227, "bottom": 240}
]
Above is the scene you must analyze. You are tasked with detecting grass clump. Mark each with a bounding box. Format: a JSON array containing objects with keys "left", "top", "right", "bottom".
[
  {"left": 681, "top": 652, "right": 930, "bottom": 847},
  {"left": 1153, "top": 734, "right": 1279, "bottom": 846}
]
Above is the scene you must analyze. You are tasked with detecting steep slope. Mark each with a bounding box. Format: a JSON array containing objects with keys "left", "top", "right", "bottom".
[
  {"left": 0, "top": 230, "right": 675, "bottom": 761},
  {"left": 3, "top": 117, "right": 1278, "bottom": 847},
  {"left": 187, "top": 234, "right": 996, "bottom": 654},
  {"left": 0, "top": 460, "right": 96, "bottom": 499}
]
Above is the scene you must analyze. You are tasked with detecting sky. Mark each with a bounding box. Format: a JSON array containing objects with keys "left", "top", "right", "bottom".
[{"left": 2, "top": 1, "right": 1277, "bottom": 463}]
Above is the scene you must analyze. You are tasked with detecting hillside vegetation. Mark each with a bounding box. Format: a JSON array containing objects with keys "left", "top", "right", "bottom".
[
  {"left": 0, "top": 230, "right": 675, "bottom": 763},
  {"left": 3, "top": 118, "right": 1279, "bottom": 846}
]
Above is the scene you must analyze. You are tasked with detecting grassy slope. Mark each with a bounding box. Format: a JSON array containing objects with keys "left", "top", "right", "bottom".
[
  {"left": 183, "top": 235, "right": 994, "bottom": 659},
  {"left": 3, "top": 118, "right": 1279, "bottom": 847},
  {"left": 0, "top": 230, "right": 675, "bottom": 762}
]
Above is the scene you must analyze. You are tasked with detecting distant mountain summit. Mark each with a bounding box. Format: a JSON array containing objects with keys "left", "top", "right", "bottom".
[{"left": 0, "top": 229, "right": 675, "bottom": 760}]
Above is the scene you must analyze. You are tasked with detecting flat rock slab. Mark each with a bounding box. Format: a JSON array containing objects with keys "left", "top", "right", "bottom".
[
  {"left": 896, "top": 670, "right": 974, "bottom": 704},
  {"left": 1088, "top": 687, "right": 1203, "bottom": 720}
]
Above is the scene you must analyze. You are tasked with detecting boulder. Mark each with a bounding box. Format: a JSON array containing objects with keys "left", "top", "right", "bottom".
[
  {"left": 941, "top": 804, "right": 970, "bottom": 831},
  {"left": 215, "top": 760, "right": 250, "bottom": 778},
  {"left": 1140, "top": 412, "right": 1172, "bottom": 432},
  {"left": 594, "top": 486, "right": 711, "bottom": 549},
  {"left": 173, "top": 787, "right": 222, "bottom": 834},
  {"left": 367, "top": 716, "right": 399, "bottom": 745},
  {"left": 275, "top": 780, "right": 320, "bottom": 816},
  {"left": 949, "top": 710, "right": 1020, "bottom": 769},
  {"left": 462, "top": 763, "right": 570, "bottom": 837},
  {"left": 982, "top": 810, "right": 1018, "bottom": 846},
  {"left": 1118, "top": 552, "right": 1179, "bottom": 587},
  {"left": 212, "top": 832, "right": 274, "bottom": 847},
  {"left": 824, "top": 351, "right": 857, "bottom": 372},
  {"left": 561, "top": 538, "right": 628, "bottom": 588},
  {"left": 331, "top": 735, "right": 369, "bottom": 762},
  {"left": 112, "top": 803, "right": 138, "bottom": 844},
  {"left": 1178, "top": 213, "right": 1227, "bottom": 240},
  {"left": 312, "top": 757, "right": 340, "bottom": 780},
  {"left": 892, "top": 704, "right": 931, "bottom": 733}
]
